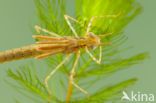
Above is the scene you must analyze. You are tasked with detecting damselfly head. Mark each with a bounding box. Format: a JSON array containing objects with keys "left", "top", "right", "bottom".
[
  {"left": 86, "top": 32, "right": 101, "bottom": 50},
  {"left": 85, "top": 32, "right": 114, "bottom": 49}
]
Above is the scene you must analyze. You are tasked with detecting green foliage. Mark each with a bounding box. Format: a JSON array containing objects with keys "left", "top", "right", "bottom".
[{"left": 6, "top": 0, "right": 149, "bottom": 103}]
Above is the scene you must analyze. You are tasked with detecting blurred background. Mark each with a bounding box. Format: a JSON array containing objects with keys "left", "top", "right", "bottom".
[{"left": 0, "top": 0, "right": 155, "bottom": 102}]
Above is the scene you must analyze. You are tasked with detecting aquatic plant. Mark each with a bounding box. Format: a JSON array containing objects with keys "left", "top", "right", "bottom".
[{"left": 6, "top": 0, "right": 149, "bottom": 103}]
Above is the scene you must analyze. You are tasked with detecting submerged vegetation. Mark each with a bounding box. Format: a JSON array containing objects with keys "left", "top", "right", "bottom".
[{"left": 6, "top": 0, "right": 149, "bottom": 103}]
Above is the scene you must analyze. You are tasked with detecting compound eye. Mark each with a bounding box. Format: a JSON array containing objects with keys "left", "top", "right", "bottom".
[
  {"left": 90, "top": 44, "right": 97, "bottom": 50},
  {"left": 88, "top": 32, "right": 95, "bottom": 38}
]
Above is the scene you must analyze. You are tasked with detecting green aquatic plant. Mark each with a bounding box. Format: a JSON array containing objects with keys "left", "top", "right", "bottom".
[{"left": 6, "top": 0, "right": 149, "bottom": 103}]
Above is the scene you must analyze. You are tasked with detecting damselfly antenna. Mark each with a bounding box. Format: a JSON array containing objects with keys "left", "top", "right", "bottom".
[{"left": 98, "top": 32, "right": 113, "bottom": 37}]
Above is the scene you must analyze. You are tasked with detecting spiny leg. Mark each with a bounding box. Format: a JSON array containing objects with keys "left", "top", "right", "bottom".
[
  {"left": 64, "top": 15, "right": 84, "bottom": 37},
  {"left": 35, "top": 25, "right": 61, "bottom": 37},
  {"left": 45, "top": 54, "right": 71, "bottom": 97},
  {"left": 85, "top": 46, "right": 102, "bottom": 64},
  {"left": 64, "top": 15, "right": 84, "bottom": 27},
  {"left": 86, "top": 11, "right": 121, "bottom": 35},
  {"left": 72, "top": 81, "right": 89, "bottom": 100},
  {"left": 85, "top": 42, "right": 115, "bottom": 64},
  {"left": 85, "top": 42, "right": 114, "bottom": 64},
  {"left": 66, "top": 51, "right": 80, "bottom": 103}
]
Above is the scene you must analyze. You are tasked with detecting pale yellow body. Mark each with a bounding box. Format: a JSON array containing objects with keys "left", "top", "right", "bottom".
[
  {"left": 0, "top": 34, "right": 100, "bottom": 64},
  {"left": 0, "top": 44, "right": 41, "bottom": 63}
]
